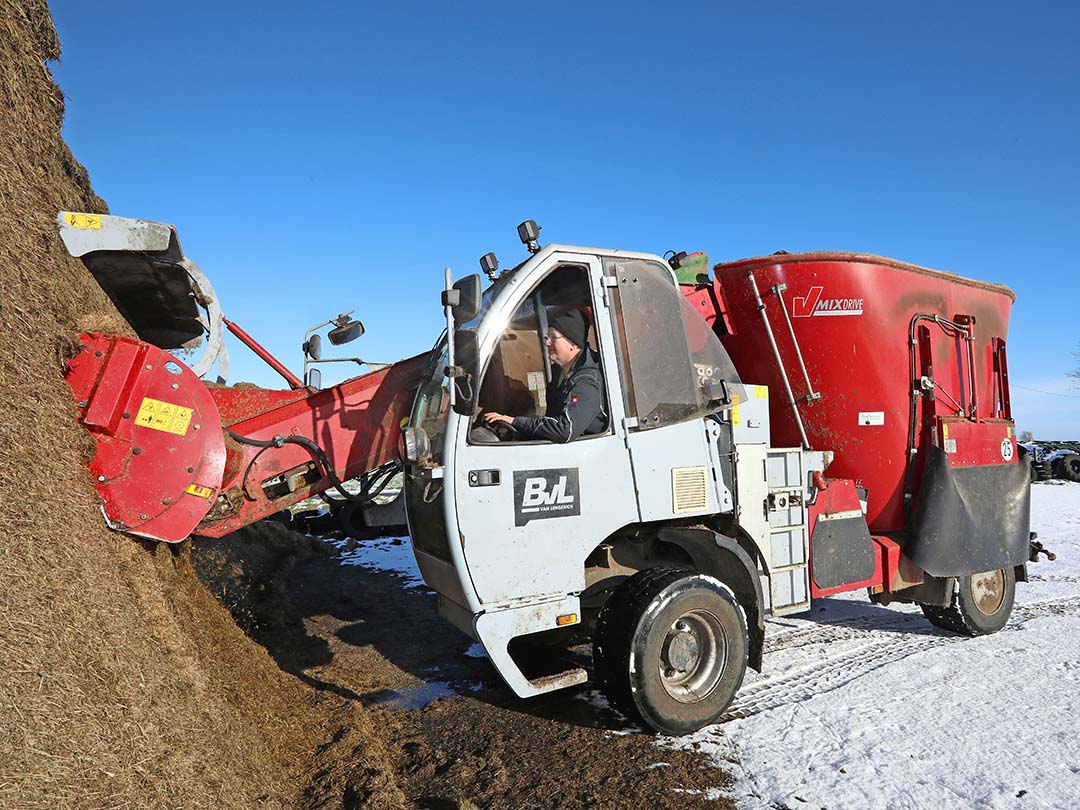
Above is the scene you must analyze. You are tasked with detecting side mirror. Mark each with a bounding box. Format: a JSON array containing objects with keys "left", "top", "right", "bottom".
[
  {"left": 443, "top": 274, "right": 482, "bottom": 324},
  {"left": 451, "top": 328, "right": 479, "bottom": 416},
  {"left": 306, "top": 367, "right": 322, "bottom": 389},
  {"left": 328, "top": 318, "right": 364, "bottom": 345},
  {"left": 303, "top": 333, "right": 322, "bottom": 361}
]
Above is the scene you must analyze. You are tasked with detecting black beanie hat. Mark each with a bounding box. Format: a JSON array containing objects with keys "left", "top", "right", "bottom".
[{"left": 549, "top": 309, "right": 587, "bottom": 350}]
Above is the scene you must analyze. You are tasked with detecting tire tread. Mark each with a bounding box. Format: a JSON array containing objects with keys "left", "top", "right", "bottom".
[
  {"left": 921, "top": 567, "right": 1015, "bottom": 636},
  {"left": 593, "top": 566, "right": 689, "bottom": 725},
  {"left": 921, "top": 599, "right": 976, "bottom": 635}
]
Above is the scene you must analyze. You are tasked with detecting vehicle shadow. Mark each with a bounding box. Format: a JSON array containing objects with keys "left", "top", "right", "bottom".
[
  {"left": 772, "top": 594, "right": 949, "bottom": 637},
  {"left": 199, "top": 527, "right": 951, "bottom": 734},
  {"left": 272, "top": 535, "right": 639, "bottom": 732}
]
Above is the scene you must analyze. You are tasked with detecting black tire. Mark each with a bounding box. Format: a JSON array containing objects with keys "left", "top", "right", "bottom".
[
  {"left": 1059, "top": 454, "right": 1080, "bottom": 482},
  {"left": 921, "top": 566, "right": 1015, "bottom": 636},
  {"left": 593, "top": 567, "right": 747, "bottom": 736}
]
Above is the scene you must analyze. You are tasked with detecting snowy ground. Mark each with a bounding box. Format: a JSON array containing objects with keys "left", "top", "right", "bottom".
[
  {"left": 335, "top": 482, "right": 1080, "bottom": 810},
  {"left": 676, "top": 481, "right": 1080, "bottom": 810}
]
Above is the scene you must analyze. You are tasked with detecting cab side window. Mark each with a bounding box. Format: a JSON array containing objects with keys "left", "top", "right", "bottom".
[
  {"left": 604, "top": 257, "right": 740, "bottom": 429},
  {"left": 473, "top": 264, "right": 608, "bottom": 443}
]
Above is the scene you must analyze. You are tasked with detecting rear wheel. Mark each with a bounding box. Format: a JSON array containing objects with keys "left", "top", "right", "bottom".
[
  {"left": 593, "top": 567, "right": 747, "bottom": 736},
  {"left": 921, "top": 566, "right": 1015, "bottom": 635}
]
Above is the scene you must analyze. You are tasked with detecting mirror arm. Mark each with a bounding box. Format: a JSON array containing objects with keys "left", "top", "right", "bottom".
[
  {"left": 443, "top": 267, "right": 457, "bottom": 408},
  {"left": 302, "top": 321, "right": 327, "bottom": 383},
  {"left": 307, "top": 357, "right": 366, "bottom": 366}
]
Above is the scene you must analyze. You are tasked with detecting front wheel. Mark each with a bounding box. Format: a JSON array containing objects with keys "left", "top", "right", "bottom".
[
  {"left": 921, "top": 566, "right": 1016, "bottom": 636},
  {"left": 593, "top": 567, "right": 747, "bottom": 736}
]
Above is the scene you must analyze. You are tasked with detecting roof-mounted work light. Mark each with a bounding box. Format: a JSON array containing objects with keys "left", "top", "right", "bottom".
[{"left": 517, "top": 219, "right": 542, "bottom": 254}]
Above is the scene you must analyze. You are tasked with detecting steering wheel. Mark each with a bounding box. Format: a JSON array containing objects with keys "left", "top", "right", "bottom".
[
  {"left": 472, "top": 416, "right": 516, "bottom": 443},
  {"left": 489, "top": 420, "right": 517, "bottom": 441}
]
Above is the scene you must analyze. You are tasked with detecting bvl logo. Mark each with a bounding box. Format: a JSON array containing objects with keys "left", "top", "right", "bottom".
[
  {"left": 522, "top": 477, "right": 574, "bottom": 509},
  {"left": 792, "top": 286, "right": 864, "bottom": 317},
  {"left": 513, "top": 468, "right": 581, "bottom": 526}
]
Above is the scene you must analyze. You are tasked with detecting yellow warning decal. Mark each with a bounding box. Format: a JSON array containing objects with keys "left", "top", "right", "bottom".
[
  {"left": 65, "top": 212, "right": 102, "bottom": 230},
  {"left": 185, "top": 484, "right": 213, "bottom": 499},
  {"left": 754, "top": 385, "right": 769, "bottom": 399},
  {"left": 942, "top": 424, "right": 949, "bottom": 439},
  {"left": 732, "top": 405, "right": 741, "bottom": 426},
  {"left": 135, "top": 397, "right": 193, "bottom": 436}
]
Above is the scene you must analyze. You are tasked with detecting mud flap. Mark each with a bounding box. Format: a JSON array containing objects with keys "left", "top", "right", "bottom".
[
  {"left": 907, "top": 445, "right": 1031, "bottom": 577},
  {"left": 811, "top": 514, "right": 875, "bottom": 589}
]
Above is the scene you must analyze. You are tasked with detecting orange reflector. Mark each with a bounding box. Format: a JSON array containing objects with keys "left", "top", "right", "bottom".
[{"left": 556, "top": 613, "right": 577, "bottom": 626}]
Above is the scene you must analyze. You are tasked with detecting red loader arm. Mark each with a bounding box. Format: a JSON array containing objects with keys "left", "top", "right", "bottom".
[{"left": 65, "top": 333, "right": 427, "bottom": 543}]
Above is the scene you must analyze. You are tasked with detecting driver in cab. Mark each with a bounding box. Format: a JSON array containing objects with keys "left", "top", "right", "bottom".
[{"left": 483, "top": 309, "right": 607, "bottom": 442}]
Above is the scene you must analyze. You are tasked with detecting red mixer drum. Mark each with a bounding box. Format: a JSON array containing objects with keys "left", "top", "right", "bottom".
[{"left": 713, "top": 251, "right": 1017, "bottom": 535}]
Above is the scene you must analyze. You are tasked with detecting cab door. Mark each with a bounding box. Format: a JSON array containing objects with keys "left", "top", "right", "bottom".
[
  {"left": 604, "top": 256, "right": 737, "bottom": 522},
  {"left": 451, "top": 253, "right": 639, "bottom": 605}
]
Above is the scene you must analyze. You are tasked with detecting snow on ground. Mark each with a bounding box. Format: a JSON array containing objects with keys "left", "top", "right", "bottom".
[
  {"left": 675, "top": 481, "right": 1080, "bottom": 810},
  {"left": 332, "top": 536, "right": 426, "bottom": 589},
  {"left": 330, "top": 483, "right": 1080, "bottom": 809}
]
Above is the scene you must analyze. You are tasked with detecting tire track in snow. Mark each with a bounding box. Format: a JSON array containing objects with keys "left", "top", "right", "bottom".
[
  {"left": 1028, "top": 573, "right": 1080, "bottom": 584},
  {"left": 722, "top": 596, "right": 1080, "bottom": 721},
  {"left": 763, "top": 612, "right": 928, "bottom": 653},
  {"left": 1015, "top": 595, "right": 1080, "bottom": 619}
]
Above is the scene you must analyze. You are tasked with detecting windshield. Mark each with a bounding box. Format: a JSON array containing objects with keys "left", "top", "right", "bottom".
[{"left": 411, "top": 333, "right": 451, "bottom": 464}]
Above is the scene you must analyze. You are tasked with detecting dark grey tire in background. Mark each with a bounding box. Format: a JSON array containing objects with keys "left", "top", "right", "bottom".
[{"left": 1059, "top": 454, "right": 1080, "bottom": 482}]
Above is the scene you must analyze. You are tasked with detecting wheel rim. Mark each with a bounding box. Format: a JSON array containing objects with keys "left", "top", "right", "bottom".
[
  {"left": 968, "top": 569, "right": 1006, "bottom": 616},
  {"left": 658, "top": 609, "right": 727, "bottom": 704}
]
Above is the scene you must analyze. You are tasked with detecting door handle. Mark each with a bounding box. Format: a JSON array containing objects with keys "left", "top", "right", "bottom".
[{"left": 468, "top": 469, "right": 501, "bottom": 487}]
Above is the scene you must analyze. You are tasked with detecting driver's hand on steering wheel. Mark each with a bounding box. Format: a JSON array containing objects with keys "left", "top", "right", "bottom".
[{"left": 482, "top": 412, "right": 514, "bottom": 427}]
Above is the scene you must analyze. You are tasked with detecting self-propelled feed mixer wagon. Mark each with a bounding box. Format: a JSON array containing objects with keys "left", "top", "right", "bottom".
[{"left": 59, "top": 213, "right": 1049, "bottom": 735}]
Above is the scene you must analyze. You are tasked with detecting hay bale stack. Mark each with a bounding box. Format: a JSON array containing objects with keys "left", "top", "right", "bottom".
[{"left": 0, "top": 3, "right": 404, "bottom": 807}]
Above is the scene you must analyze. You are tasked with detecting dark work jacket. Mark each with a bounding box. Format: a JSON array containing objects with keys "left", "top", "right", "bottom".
[{"left": 512, "top": 350, "right": 607, "bottom": 442}]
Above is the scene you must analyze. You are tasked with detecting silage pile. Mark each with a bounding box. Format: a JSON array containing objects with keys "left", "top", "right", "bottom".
[{"left": 0, "top": 3, "right": 404, "bottom": 807}]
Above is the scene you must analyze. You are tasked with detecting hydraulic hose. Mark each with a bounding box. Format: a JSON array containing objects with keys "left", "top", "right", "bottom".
[
  {"left": 227, "top": 430, "right": 399, "bottom": 506},
  {"left": 322, "top": 459, "right": 401, "bottom": 506}
]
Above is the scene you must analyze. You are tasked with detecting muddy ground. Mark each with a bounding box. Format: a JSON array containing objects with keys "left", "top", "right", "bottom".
[{"left": 193, "top": 523, "right": 736, "bottom": 809}]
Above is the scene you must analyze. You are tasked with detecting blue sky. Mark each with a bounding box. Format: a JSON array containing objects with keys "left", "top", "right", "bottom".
[{"left": 51, "top": 1, "right": 1079, "bottom": 436}]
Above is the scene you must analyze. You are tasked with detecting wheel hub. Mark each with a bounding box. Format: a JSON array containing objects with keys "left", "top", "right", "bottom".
[
  {"left": 968, "top": 569, "right": 1006, "bottom": 615},
  {"left": 658, "top": 610, "right": 728, "bottom": 704},
  {"left": 663, "top": 622, "right": 700, "bottom": 672}
]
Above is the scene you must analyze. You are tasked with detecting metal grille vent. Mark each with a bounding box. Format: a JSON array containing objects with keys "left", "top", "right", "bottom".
[{"left": 672, "top": 466, "right": 708, "bottom": 514}]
